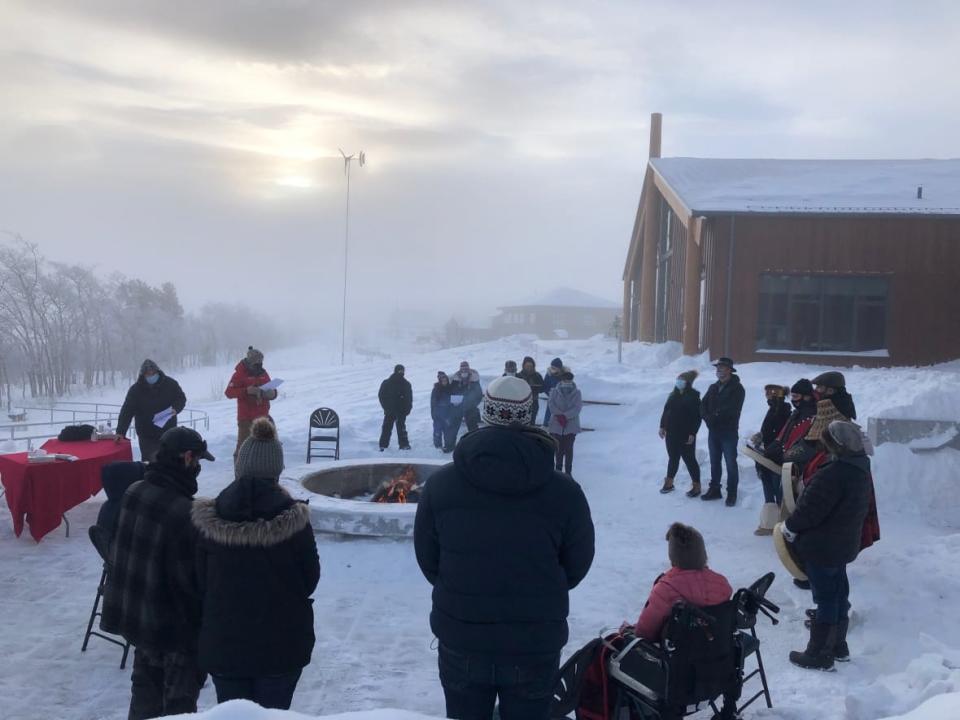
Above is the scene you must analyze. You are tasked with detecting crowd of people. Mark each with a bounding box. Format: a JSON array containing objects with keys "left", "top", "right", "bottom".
[{"left": 99, "top": 347, "right": 881, "bottom": 719}]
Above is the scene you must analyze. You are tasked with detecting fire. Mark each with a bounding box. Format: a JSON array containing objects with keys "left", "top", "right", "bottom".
[{"left": 373, "top": 466, "right": 420, "bottom": 504}]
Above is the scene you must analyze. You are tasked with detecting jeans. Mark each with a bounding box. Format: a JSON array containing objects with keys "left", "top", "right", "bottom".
[
  {"left": 433, "top": 417, "right": 448, "bottom": 448},
  {"left": 552, "top": 434, "right": 576, "bottom": 475},
  {"left": 212, "top": 669, "right": 303, "bottom": 710},
  {"left": 380, "top": 413, "right": 409, "bottom": 449},
  {"left": 128, "top": 649, "right": 205, "bottom": 720},
  {"left": 805, "top": 563, "right": 850, "bottom": 625},
  {"left": 438, "top": 645, "right": 559, "bottom": 720},
  {"left": 757, "top": 466, "right": 782, "bottom": 504},
  {"left": 708, "top": 429, "right": 740, "bottom": 493},
  {"left": 665, "top": 434, "right": 700, "bottom": 482}
]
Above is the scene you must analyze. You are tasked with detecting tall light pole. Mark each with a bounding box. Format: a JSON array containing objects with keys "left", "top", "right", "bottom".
[{"left": 338, "top": 148, "right": 365, "bottom": 365}]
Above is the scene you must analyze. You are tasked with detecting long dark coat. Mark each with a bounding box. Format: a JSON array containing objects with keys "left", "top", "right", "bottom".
[
  {"left": 116, "top": 372, "right": 187, "bottom": 440},
  {"left": 660, "top": 388, "right": 703, "bottom": 440}
]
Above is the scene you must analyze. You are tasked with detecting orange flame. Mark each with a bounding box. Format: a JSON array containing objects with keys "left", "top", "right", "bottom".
[{"left": 375, "top": 466, "right": 418, "bottom": 504}]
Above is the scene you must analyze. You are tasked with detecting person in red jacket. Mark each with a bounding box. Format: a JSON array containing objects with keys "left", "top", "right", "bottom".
[
  {"left": 224, "top": 346, "right": 277, "bottom": 459},
  {"left": 630, "top": 522, "right": 732, "bottom": 640}
]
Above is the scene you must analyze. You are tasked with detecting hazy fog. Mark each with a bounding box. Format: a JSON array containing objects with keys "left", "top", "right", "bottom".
[{"left": 2, "top": 0, "right": 959, "bottom": 342}]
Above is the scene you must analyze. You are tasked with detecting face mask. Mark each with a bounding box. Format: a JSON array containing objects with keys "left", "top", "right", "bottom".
[
  {"left": 145, "top": 374, "right": 159, "bottom": 385},
  {"left": 791, "top": 399, "right": 800, "bottom": 409},
  {"left": 186, "top": 460, "right": 202, "bottom": 479},
  {"left": 813, "top": 390, "right": 822, "bottom": 401},
  {"left": 675, "top": 379, "right": 687, "bottom": 390}
]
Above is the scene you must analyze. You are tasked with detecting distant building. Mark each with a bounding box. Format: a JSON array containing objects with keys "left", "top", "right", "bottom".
[
  {"left": 623, "top": 113, "right": 960, "bottom": 367},
  {"left": 491, "top": 288, "right": 619, "bottom": 340}
]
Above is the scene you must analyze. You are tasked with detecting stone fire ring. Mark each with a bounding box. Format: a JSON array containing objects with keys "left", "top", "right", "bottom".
[{"left": 299, "top": 458, "right": 446, "bottom": 538}]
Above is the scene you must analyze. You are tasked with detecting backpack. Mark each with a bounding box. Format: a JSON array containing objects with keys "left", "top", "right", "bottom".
[
  {"left": 552, "top": 634, "right": 637, "bottom": 720},
  {"left": 57, "top": 424, "right": 96, "bottom": 442}
]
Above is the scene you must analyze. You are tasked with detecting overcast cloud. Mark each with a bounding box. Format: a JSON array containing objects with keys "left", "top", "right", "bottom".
[{"left": 2, "top": 0, "right": 959, "bottom": 341}]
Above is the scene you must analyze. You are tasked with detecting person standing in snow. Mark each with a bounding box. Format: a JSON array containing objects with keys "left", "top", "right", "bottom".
[
  {"left": 782, "top": 421, "right": 871, "bottom": 671},
  {"left": 503, "top": 360, "right": 519, "bottom": 377},
  {"left": 445, "top": 361, "right": 482, "bottom": 450},
  {"left": 541, "top": 357, "right": 564, "bottom": 428},
  {"left": 100, "top": 427, "right": 214, "bottom": 720},
  {"left": 750, "top": 385, "right": 791, "bottom": 507},
  {"left": 378, "top": 364, "right": 413, "bottom": 451},
  {"left": 547, "top": 369, "right": 583, "bottom": 475},
  {"left": 224, "top": 346, "right": 278, "bottom": 459},
  {"left": 192, "top": 418, "right": 320, "bottom": 710},
  {"left": 658, "top": 370, "right": 702, "bottom": 496},
  {"left": 116, "top": 359, "right": 187, "bottom": 462},
  {"left": 700, "top": 357, "right": 745, "bottom": 506},
  {"left": 811, "top": 371, "right": 857, "bottom": 420},
  {"left": 414, "top": 376, "right": 595, "bottom": 720},
  {"left": 517, "top": 356, "right": 544, "bottom": 424},
  {"left": 431, "top": 371, "right": 454, "bottom": 450}
]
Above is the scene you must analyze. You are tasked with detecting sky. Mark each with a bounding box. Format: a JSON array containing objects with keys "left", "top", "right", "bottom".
[{"left": 1, "top": 0, "right": 959, "bottom": 341}]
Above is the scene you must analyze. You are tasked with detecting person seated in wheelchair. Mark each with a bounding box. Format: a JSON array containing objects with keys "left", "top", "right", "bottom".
[{"left": 624, "top": 522, "right": 732, "bottom": 640}]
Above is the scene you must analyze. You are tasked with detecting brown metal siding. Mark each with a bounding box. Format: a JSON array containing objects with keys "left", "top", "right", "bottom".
[{"left": 711, "top": 215, "right": 960, "bottom": 366}]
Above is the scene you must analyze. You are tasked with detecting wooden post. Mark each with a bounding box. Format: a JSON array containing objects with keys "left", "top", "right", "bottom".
[
  {"left": 682, "top": 217, "right": 703, "bottom": 356},
  {"left": 638, "top": 114, "right": 662, "bottom": 342}
]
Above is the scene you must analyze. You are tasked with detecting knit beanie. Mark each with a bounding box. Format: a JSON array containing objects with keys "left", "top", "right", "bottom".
[
  {"left": 140, "top": 359, "right": 160, "bottom": 376},
  {"left": 246, "top": 346, "right": 264, "bottom": 364},
  {"left": 482, "top": 376, "right": 533, "bottom": 426},
  {"left": 666, "top": 522, "right": 708, "bottom": 570},
  {"left": 822, "top": 420, "right": 865, "bottom": 457},
  {"left": 235, "top": 417, "right": 284, "bottom": 479},
  {"left": 394, "top": 364, "right": 405, "bottom": 374},
  {"left": 550, "top": 357, "right": 563, "bottom": 369},
  {"left": 791, "top": 379, "right": 814, "bottom": 396}
]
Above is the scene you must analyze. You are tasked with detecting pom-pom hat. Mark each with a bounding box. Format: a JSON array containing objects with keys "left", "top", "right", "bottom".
[{"left": 482, "top": 376, "right": 533, "bottom": 426}]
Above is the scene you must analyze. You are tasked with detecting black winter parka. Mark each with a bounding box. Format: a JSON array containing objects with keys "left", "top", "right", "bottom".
[
  {"left": 659, "top": 388, "right": 702, "bottom": 440},
  {"left": 116, "top": 372, "right": 187, "bottom": 440},
  {"left": 700, "top": 375, "right": 746, "bottom": 432},
  {"left": 786, "top": 454, "right": 871, "bottom": 566},
  {"left": 192, "top": 478, "right": 320, "bottom": 677},
  {"left": 414, "top": 426, "right": 595, "bottom": 657},
  {"left": 379, "top": 373, "right": 413, "bottom": 417}
]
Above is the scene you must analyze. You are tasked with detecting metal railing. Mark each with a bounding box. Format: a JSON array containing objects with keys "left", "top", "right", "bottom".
[{"left": 2, "top": 402, "right": 210, "bottom": 449}]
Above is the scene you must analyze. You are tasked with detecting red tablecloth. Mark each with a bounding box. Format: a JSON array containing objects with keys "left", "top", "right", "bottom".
[{"left": 0, "top": 439, "right": 133, "bottom": 542}]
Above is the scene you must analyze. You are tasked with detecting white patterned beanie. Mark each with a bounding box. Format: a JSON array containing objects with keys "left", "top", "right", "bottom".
[{"left": 483, "top": 376, "right": 533, "bottom": 426}]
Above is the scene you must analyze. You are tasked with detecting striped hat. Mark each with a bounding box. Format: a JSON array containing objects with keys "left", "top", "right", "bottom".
[{"left": 482, "top": 376, "right": 533, "bottom": 427}]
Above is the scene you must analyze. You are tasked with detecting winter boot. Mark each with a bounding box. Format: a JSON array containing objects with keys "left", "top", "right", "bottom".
[
  {"left": 833, "top": 618, "right": 851, "bottom": 662},
  {"left": 686, "top": 482, "right": 702, "bottom": 498},
  {"left": 793, "top": 578, "right": 811, "bottom": 590},
  {"left": 804, "top": 608, "right": 816, "bottom": 630},
  {"left": 725, "top": 491, "right": 738, "bottom": 507},
  {"left": 660, "top": 477, "right": 675, "bottom": 494},
  {"left": 789, "top": 623, "right": 836, "bottom": 671},
  {"left": 701, "top": 486, "right": 723, "bottom": 501}
]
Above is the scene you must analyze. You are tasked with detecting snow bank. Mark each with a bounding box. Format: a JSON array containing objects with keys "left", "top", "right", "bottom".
[{"left": 168, "top": 702, "right": 440, "bottom": 719}]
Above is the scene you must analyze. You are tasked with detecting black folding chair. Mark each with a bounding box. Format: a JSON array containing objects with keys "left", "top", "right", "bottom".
[
  {"left": 306, "top": 407, "right": 340, "bottom": 462},
  {"left": 81, "top": 525, "right": 131, "bottom": 669},
  {"left": 733, "top": 572, "right": 779, "bottom": 713}
]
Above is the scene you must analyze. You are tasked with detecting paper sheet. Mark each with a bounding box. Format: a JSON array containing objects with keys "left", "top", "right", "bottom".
[
  {"left": 449, "top": 395, "right": 464, "bottom": 406},
  {"left": 153, "top": 407, "right": 175, "bottom": 428},
  {"left": 259, "top": 378, "right": 284, "bottom": 391}
]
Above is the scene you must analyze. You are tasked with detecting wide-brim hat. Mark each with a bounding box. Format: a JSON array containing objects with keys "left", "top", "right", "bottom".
[{"left": 805, "top": 399, "right": 849, "bottom": 441}]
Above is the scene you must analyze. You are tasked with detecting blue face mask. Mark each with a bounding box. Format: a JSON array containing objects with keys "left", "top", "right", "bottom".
[
  {"left": 675, "top": 379, "right": 687, "bottom": 390},
  {"left": 145, "top": 374, "right": 160, "bottom": 385}
]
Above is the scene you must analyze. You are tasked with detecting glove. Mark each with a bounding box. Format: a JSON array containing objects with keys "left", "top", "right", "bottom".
[
  {"left": 750, "top": 432, "right": 763, "bottom": 448},
  {"left": 556, "top": 414, "right": 567, "bottom": 428},
  {"left": 246, "top": 385, "right": 262, "bottom": 397},
  {"left": 658, "top": 428, "right": 666, "bottom": 439},
  {"left": 781, "top": 525, "right": 798, "bottom": 543}
]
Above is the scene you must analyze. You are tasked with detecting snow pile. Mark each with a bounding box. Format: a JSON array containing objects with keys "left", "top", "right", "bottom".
[{"left": 168, "top": 701, "right": 440, "bottom": 720}]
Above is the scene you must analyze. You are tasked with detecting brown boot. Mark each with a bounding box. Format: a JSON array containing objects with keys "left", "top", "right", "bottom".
[
  {"left": 685, "top": 482, "right": 701, "bottom": 498},
  {"left": 660, "top": 477, "right": 675, "bottom": 494}
]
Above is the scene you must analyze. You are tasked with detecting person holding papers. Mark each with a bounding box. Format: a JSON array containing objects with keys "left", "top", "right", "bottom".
[
  {"left": 116, "top": 359, "right": 187, "bottom": 462},
  {"left": 225, "top": 346, "right": 279, "bottom": 460}
]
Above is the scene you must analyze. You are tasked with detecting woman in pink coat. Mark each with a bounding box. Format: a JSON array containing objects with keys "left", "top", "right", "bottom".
[{"left": 632, "top": 522, "right": 732, "bottom": 639}]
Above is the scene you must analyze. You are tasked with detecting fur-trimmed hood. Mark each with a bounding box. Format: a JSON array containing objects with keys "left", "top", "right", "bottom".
[{"left": 192, "top": 497, "right": 311, "bottom": 548}]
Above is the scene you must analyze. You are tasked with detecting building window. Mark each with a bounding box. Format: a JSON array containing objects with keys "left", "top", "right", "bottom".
[{"left": 756, "top": 274, "right": 889, "bottom": 353}]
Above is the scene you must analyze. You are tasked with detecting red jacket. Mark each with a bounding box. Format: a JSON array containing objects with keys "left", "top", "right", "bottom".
[
  {"left": 224, "top": 362, "right": 274, "bottom": 421},
  {"left": 635, "top": 567, "right": 732, "bottom": 640}
]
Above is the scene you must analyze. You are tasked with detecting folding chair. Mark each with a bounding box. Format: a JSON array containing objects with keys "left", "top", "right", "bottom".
[
  {"left": 81, "top": 525, "right": 131, "bottom": 669},
  {"left": 733, "top": 572, "right": 779, "bottom": 713},
  {"left": 306, "top": 407, "right": 340, "bottom": 462}
]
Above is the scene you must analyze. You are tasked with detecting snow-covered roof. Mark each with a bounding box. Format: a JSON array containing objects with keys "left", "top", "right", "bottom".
[
  {"left": 650, "top": 158, "right": 960, "bottom": 216},
  {"left": 501, "top": 287, "right": 620, "bottom": 310}
]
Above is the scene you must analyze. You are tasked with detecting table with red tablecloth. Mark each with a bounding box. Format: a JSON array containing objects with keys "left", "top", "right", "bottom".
[{"left": 0, "top": 438, "right": 133, "bottom": 542}]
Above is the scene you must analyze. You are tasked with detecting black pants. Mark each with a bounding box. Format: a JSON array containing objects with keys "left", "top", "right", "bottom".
[
  {"left": 128, "top": 649, "right": 205, "bottom": 720},
  {"left": 137, "top": 435, "right": 161, "bottom": 463},
  {"left": 551, "top": 434, "right": 576, "bottom": 474},
  {"left": 757, "top": 465, "right": 782, "bottom": 504},
  {"left": 665, "top": 434, "right": 700, "bottom": 482},
  {"left": 438, "top": 645, "right": 559, "bottom": 720},
  {"left": 212, "top": 669, "right": 303, "bottom": 710},
  {"left": 806, "top": 563, "right": 851, "bottom": 625},
  {"left": 379, "top": 413, "right": 409, "bottom": 449}
]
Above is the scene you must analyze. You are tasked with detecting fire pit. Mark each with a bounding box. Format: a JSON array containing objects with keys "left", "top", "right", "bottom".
[{"left": 300, "top": 459, "right": 445, "bottom": 537}]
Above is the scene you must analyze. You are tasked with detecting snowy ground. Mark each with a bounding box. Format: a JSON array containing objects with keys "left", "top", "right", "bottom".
[{"left": 1, "top": 336, "right": 959, "bottom": 720}]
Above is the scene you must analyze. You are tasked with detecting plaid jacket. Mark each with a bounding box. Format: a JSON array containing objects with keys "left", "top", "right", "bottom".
[{"left": 100, "top": 463, "right": 201, "bottom": 654}]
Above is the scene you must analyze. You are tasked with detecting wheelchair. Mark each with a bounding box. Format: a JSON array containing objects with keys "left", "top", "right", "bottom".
[{"left": 553, "top": 573, "right": 779, "bottom": 720}]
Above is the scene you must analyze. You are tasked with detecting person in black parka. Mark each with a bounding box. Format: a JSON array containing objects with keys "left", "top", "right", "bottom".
[
  {"left": 658, "top": 369, "right": 702, "bottom": 496},
  {"left": 379, "top": 364, "right": 413, "bottom": 450},
  {"left": 95, "top": 461, "right": 146, "bottom": 545},
  {"left": 415, "top": 376, "right": 595, "bottom": 720},
  {"left": 431, "top": 371, "right": 454, "bottom": 450},
  {"left": 751, "top": 384, "right": 791, "bottom": 506},
  {"left": 518, "top": 356, "right": 545, "bottom": 424},
  {"left": 783, "top": 420, "right": 871, "bottom": 671},
  {"left": 192, "top": 418, "right": 320, "bottom": 710},
  {"left": 116, "top": 359, "right": 187, "bottom": 462},
  {"left": 700, "top": 357, "right": 746, "bottom": 505}
]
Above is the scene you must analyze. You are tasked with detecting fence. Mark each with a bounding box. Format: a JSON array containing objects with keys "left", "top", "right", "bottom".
[{"left": 2, "top": 402, "right": 210, "bottom": 449}]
